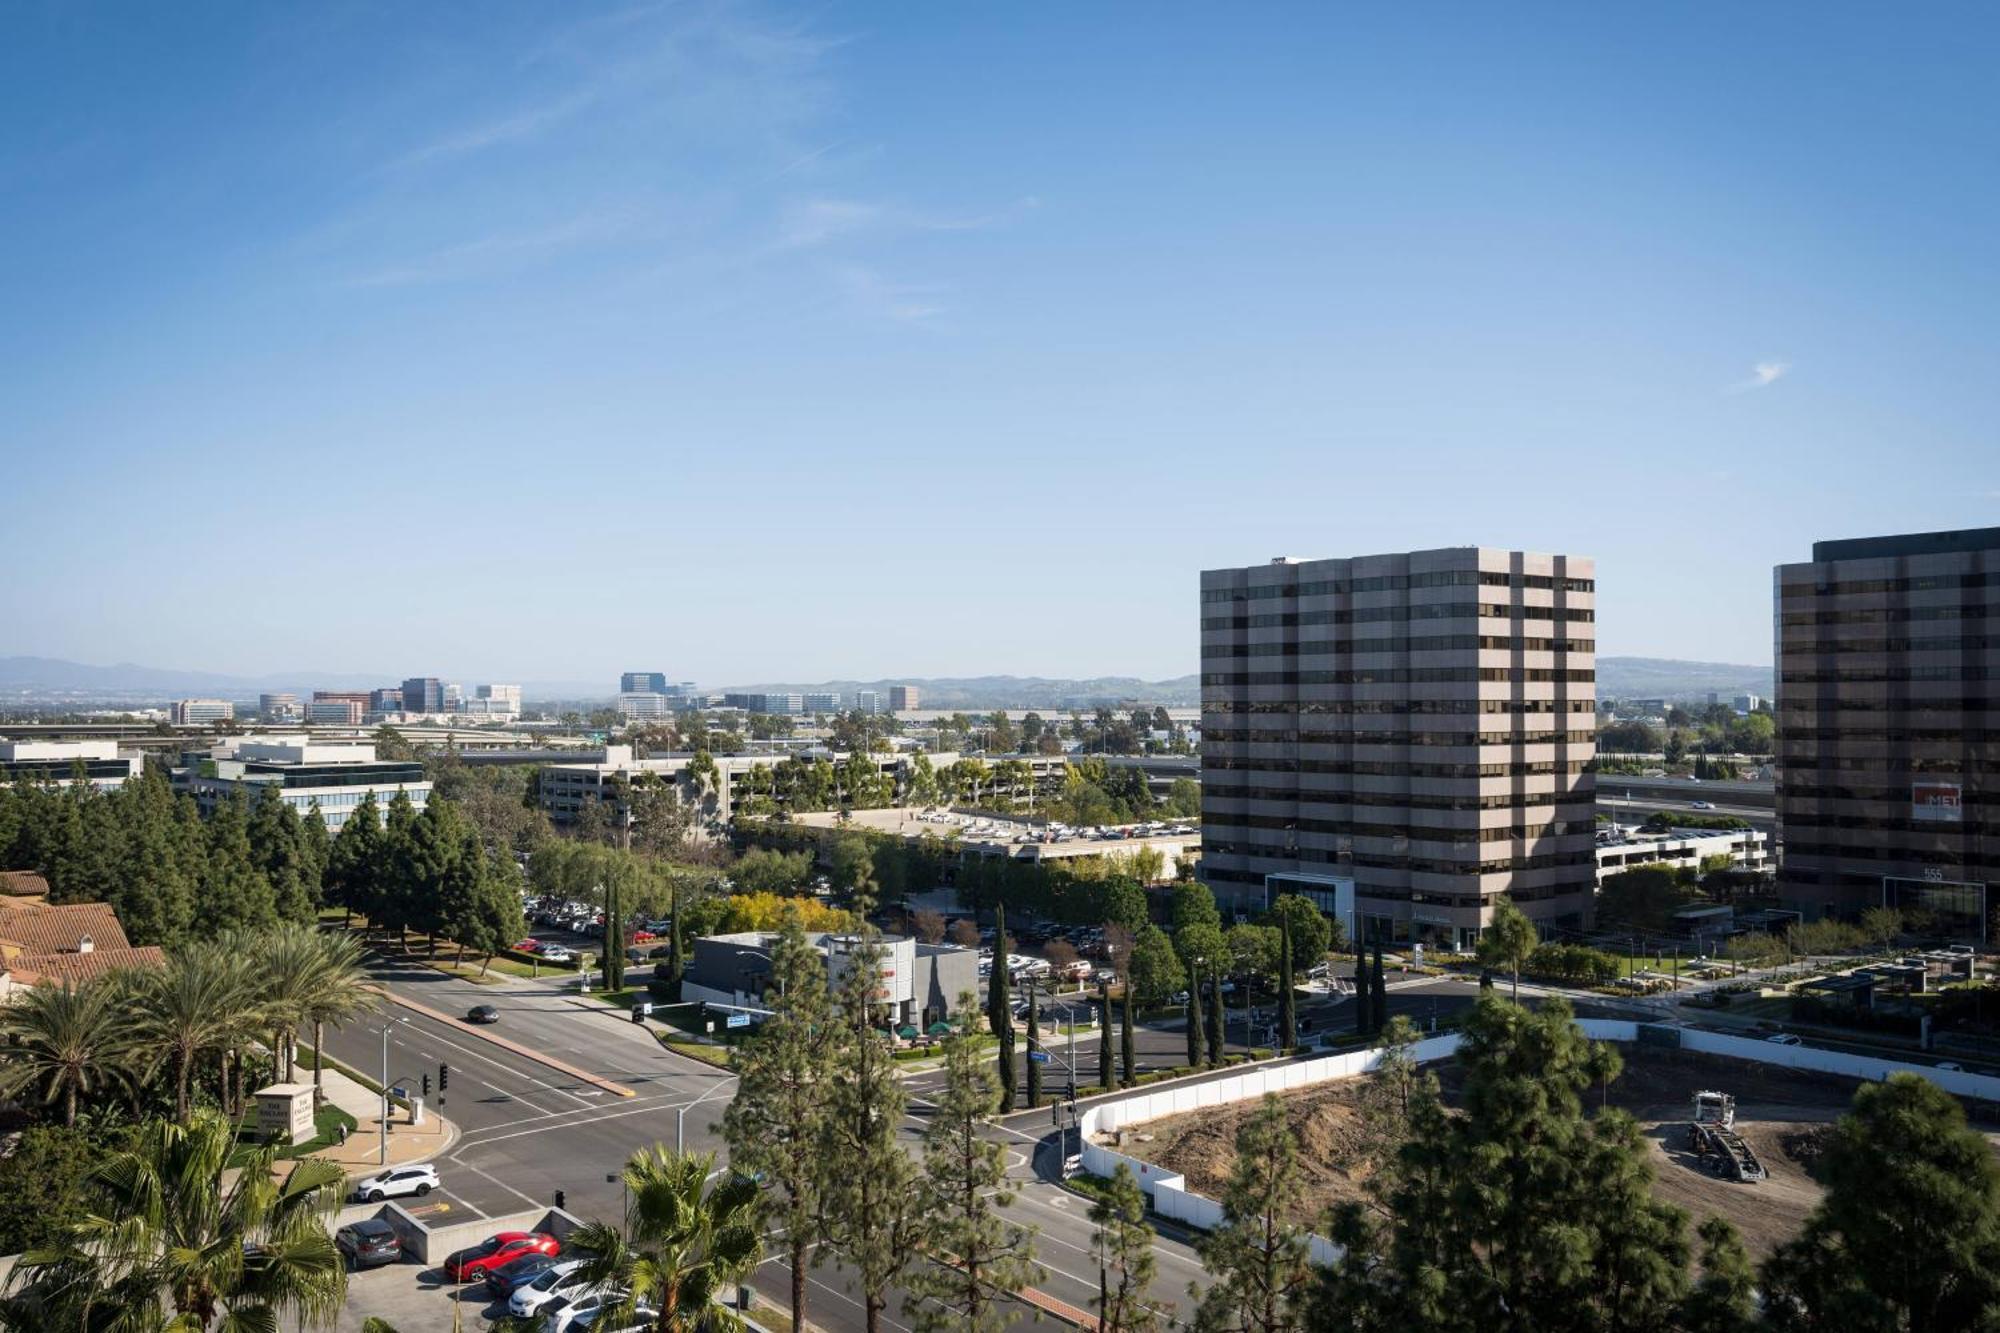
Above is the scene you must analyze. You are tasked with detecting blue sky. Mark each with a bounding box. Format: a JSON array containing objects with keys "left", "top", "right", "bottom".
[{"left": 5, "top": 3, "right": 1996, "bottom": 685}]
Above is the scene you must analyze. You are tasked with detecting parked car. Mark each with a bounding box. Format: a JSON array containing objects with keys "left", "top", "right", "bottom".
[
  {"left": 1764, "top": 1033, "right": 1802, "bottom": 1046},
  {"left": 486, "top": 1251, "right": 565, "bottom": 1299},
  {"left": 507, "top": 1259, "right": 591, "bottom": 1317},
  {"left": 334, "top": 1218, "right": 402, "bottom": 1270},
  {"left": 351, "top": 1164, "right": 438, "bottom": 1203},
  {"left": 466, "top": 1004, "right": 500, "bottom": 1025},
  {"left": 443, "top": 1231, "right": 560, "bottom": 1281},
  {"left": 546, "top": 1290, "right": 657, "bottom": 1332},
  {"left": 541, "top": 945, "right": 576, "bottom": 963},
  {"left": 1937, "top": 1061, "right": 1965, "bottom": 1072},
  {"left": 1690, "top": 800, "right": 1716, "bottom": 810},
  {"left": 514, "top": 938, "right": 543, "bottom": 953}
]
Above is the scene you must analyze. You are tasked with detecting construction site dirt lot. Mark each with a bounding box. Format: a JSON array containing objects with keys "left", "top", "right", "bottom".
[{"left": 1110, "top": 1047, "right": 2000, "bottom": 1257}]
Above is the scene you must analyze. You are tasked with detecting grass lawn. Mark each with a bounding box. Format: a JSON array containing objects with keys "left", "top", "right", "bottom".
[
  {"left": 228, "top": 1104, "right": 358, "bottom": 1168},
  {"left": 657, "top": 1033, "right": 734, "bottom": 1070}
]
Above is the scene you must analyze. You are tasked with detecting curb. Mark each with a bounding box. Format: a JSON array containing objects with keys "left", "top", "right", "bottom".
[{"left": 385, "top": 993, "right": 638, "bottom": 1098}]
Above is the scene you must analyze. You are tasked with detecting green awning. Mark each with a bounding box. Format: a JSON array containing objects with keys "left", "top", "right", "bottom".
[
  {"left": 897, "top": 1025, "right": 920, "bottom": 1039},
  {"left": 927, "top": 1021, "right": 953, "bottom": 1036}
]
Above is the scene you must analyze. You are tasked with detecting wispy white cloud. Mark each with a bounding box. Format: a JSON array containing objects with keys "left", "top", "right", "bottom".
[
  {"left": 346, "top": 212, "right": 634, "bottom": 288},
  {"left": 778, "top": 194, "right": 1038, "bottom": 250},
  {"left": 389, "top": 91, "right": 597, "bottom": 170},
  {"left": 1732, "top": 360, "right": 1791, "bottom": 392},
  {"left": 832, "top": 264, "right": 945, "bottom": 324}
]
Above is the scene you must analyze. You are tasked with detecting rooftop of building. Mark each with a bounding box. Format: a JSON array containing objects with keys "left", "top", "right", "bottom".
[
  {"left": 1809, "top": 526, "right": 2000, "bottom": 564},
  {"left": 0, "top": 901, "right": 135, "bottom": 955},
  {"left": 6, "top": 945, "right": 166, "bottom": 987}
]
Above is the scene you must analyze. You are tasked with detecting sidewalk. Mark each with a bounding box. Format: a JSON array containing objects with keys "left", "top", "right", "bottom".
[{"left": 309, "top": 1063, "right": 456, "bottom": 1178}]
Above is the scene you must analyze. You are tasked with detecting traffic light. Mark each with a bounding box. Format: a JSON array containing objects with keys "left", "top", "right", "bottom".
[
  {"left": 438, "top": 1063, "right": 449, "bottom": 1092},
  {"left": 554, "top": 1189, "right": 566, "bottom": 1211},
  {"left": 422, "top": 1074, "right": 431, "bottom": 1097}
]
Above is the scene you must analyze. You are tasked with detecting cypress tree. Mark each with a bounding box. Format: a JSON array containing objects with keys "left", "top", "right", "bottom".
[
  {"left": 1119, "top": 969, "right": 1136, "bottom": 1087},
  {"left": 1370, "top": 946, "right": 1388, "bottom": 1036},
  {"left": 299, "top": 802, "right": 330, "bottom": 910},
  {"left": 248, "top": 784, "right": 315, "bottom": 924},
  {"left": 1277, "top": 924, "right": 1296, "bottom": 1052},
  {"left": 326, "top": 792, "right": 382, "bottom": 927},
  {"left": 195, "top": 790, "right": 277, "bottom": 935},
  {"left": 1207, "top": 963, "right": 1225, "bottom": 1065},
  {"left": 1098, "top": 980, "right": 1114, "bottom": 1089},
  {"left": 1024, "top": 983, "right": 1042, "bottom": 1108},
  {"left": 1184, "top": 957, "right": 1202, "bottom": 1067},
  {"left": 986, "top": 904, "right": 1009, "bottom": 1038},
  {"left": 1354, "top": 949, "right": 1372, "bottom": 1036},
  {"left": 995, "top": 985, "right": 1017, "bottom": 1111}
]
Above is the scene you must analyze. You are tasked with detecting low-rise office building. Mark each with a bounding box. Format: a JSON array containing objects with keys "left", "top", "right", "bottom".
[
  {"left": 852, "top": 690, "right": 883, "bottom": 715},
  {"left": 260, "top": 693, "right": 301, "bottom": 722},
  {"left": 803, "top": 692, "right": 841, "bottom": 714},
  {"left": 170, "top": 699, "right": 235, "bottom": 726},
  {"left": 680, "top": 930, "right": 977, "bottom": 1032},
  {"left": 536, "top": 744, "right": 914, "bottom": 826},
  {"left": 0, "top": 740, "right": 143, "bottom": 791},
  {"left": 725, "top": 692, "right": 804, "bottom": 716},
  {"left": 173, "top": 737, "right": 429, "bottom": 830},
  {"left": 616, "top": 692, "right": 674, "bottom": 720},
  {"left": 1593, "top": 825, "right": 1770, "bottom": 884},
  {"left": 305, "top": 699, "right": 364, "bottom": 725}
]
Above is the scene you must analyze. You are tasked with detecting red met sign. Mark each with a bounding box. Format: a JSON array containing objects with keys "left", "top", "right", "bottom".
[{"left": 1912, "top": 783, "right": 1963, "bottom": 823}]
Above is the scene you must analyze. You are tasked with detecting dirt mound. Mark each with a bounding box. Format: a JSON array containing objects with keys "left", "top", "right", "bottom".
[{"left": 1779, "top": 1124, "right": 1835, "bottom": 1177}]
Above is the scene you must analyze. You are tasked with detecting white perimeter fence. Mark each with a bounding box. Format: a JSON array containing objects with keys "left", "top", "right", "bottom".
[{"left": 1079, "top": 1019, "right": 2000, "bottom": 1259}]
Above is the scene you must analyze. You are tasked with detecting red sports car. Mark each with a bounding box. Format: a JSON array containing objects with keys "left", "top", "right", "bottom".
[
  {"left": 442, "top": 1231, "right": 560, "bottom": 1280},
  {"left": 514, "top": 938, "right": 543, "bottom": 953}
]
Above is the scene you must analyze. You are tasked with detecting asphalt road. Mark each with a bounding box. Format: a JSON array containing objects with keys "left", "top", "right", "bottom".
[{"left": 327, "top": 952, "right": 1211, "bottom": 1330}]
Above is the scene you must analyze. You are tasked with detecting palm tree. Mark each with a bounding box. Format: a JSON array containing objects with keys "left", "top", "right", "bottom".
[
  {"left": 200, "top": 937, "right": 273, "bottom": 1117},
  {"left": 567, "top": 1146, "right": 763, "bottom": 1331},
  {"left": 296, "top": 928, "right": 381, "bottom": 1107},
  {"left": 133, "top": 945, "right": 258, "bottom": 1121},
  {"left": 8, "top": 1108, "right": 347, "bottom": 1330},
  {"left": 0, "top": 976, "right": 132, "bottom": 1127},
  {"left": 256, "top": 923, "right": 330, "bottom": 1082}
]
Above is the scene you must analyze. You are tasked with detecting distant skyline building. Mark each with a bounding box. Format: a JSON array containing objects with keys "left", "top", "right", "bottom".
[
  {"left": 0, "top": 740, "right": 142, "bottom": 791},
  {"left": 169, "top": 698, "right": 234, "bottom": 726},
  {"left": 1200, "top": 546, "right": 1598, "bottom": 948},
  {"left": 803, "top": 691, "right": 841, "bottom": 713},
  {"left": 369, "top": 687, "right": 402, "bottom": 713},
  {"left": 853, "top": 690, "right": 882, "bottom": 715},
  {"left": 259, "top": 692, "right": 300, "bottom": 722},
  {"left": 889, "top": 685, "right": 920, "bottom": 711},
  {"left": 725, "top": 692, "right": 803, "bottom": 716},
  {"left": 621, "top": 671, "right": 669, "bottom": 694},
  {"left": 305, "top": 698, "right": 363, "bottom": 725},
  {"left": 616, "top": 692, "right": 673, "bottom": 720},
  {"left": 401, "top": 677, "right": 442, "bottom": 713},
  {"left": 172, "top": 737, "right": 430, "bottom": 832},
  {"left": 1775, "top": 526, "right": 2000, "bottom": 937}
]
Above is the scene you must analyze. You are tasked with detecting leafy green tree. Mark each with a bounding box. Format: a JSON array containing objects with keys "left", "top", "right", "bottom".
[
  {"left": 905, "top": 993, "right": 1039, "bottom": 1332},
  {"left": 1761, "top": 1072, "right": 2000, "bottom": 1332},
  {"left": 105, "top": 770, "right": 198, "bottom": 948},
  {"left": 1682, "top": 1216, "right": 1759, "bottom": 1333},
  {"left": 0, "top": 977, "right": 132, "bottom": 1127},
  {"left": 1474, "top": 896, "right": 1537, "bottom": 1001},
  {"left": 324, "top": 791, "right": 383, "bottom": 926},
  {"left": 821, "top": 921, "right": 929, "bottom": 1333},
  {"left": 565, "top": 1147, "right": 763, "bottom": 1331},
  {"left": 1596, "top": 865, "right": 1694, "bottom": 934},
  {"left": 1264, "top": 894, "right": 1333, "bottom": 969},
  {"left": 376, "top": 788, "right": 420, "bottom": 939},
  {"left": 1164, "top": 776, "right": 1202, "bottom": 820},
  {"left": 1190, "top": 1094, "right": 1309, "bottom": 1333},
  {"left": 1172, "top": 882, "right": 1222, "bottom": 941},
  {"left": 831, "top": 833, "right": 877, "bottom": 901},
  {"left": 1309, "top": 994, "right": 1696, "bottom": 1333},
  {"left": 1101, "top": 877, "right": 1149, "bottom": 933},
  {"left": 1091, "top": 1162, "right": 1160, "bottom": 1333},
  {"left": 1277, "top": 927, "right": 1295, "bottom": 1051},
  {"left": 8, "top": 1109, "right": 346, "bottom": 1331},
  {"left": 724, "top": 912, "right": 835, "bottom": 1333},
  {"left": 1226, "top": 924, "right": 1282, "bottom": 983},
  {"left": 1129, "top": 923, "right": 1181, "bottom": 1007},
  {"left": 0, "top": 1124, "right": 111, "bottom": 1257}
]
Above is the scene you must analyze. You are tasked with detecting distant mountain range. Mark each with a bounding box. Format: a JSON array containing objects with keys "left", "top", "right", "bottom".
[
  {"left": 1594, "top": 657, "right": 1774, "bottom": 702},
  {"left": 0, "top": 656, "right": 1773, "bottom": 709}
]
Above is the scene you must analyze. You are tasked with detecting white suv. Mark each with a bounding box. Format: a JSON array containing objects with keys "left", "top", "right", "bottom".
[
  {"left": 350, "top": 1164, "right": 439, "bottom": 1203},
  {"left": 510, "top": 1260, "right": 590, "bottom": 1318}
]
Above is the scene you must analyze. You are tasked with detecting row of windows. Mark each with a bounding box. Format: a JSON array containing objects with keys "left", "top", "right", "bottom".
[
  {"left": 1206, "top": 700, "right": 1592, "bottom": 717},
  {"left": 1781, "top": 605, "right": 1996, "bottom": 626},
  {"left": 1781, "top": 573, "right": 1997, "bottom": 598},
  {"left": 1202, "top": 783, "right": 1588, "bottom": 812},
  {"left": 1780, "top": 635, "right": 1998, "bottom": 656},
  {"left": 1199, "top": 621, "right": 1598, "bottom": 659},
  {"left": 1204, "top": 813, "right": 1593, "bottom": 843},
  {"left": 1784, "top": 839, "right": 2000, "bottom": 870},
  {"left": 1777, "top": 755, "right": 1977, "bottom": 773},
  {"left": 1203, "top": 841, "right": 1599, "bottom": 876},
  {"left": 1779, "top": 727, "right": 2000, "bottom": 743},
  {"left": 1779, "top": 697, "right": 1996, "bottom": 713},
  {"left": 1203, "top": 671, "right": 1595, "bottom": 688},
  {"left": 1203, "top": 757, "right": 1594, "bottom": 778},
  {"left": 1782, "top": 784, "right": 1994, "bottom": 806},
  {"left": 1206, "top": 729, "right": 1595, "bottom": 747},
  {"left": 1204, "top": 573, "right": 1594, "bottom": 602},
  {"left": 1781, "top": 666, "right": 1992, "bottom": 684}
]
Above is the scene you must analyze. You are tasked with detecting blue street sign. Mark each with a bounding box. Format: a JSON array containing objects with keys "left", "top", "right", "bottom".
[
  {"left": 726, "top": 1012, "right": 751, "bottom": 1029},
  {"left": 1027, "top": 1051, "right": 1050, "bottom": 1063}
]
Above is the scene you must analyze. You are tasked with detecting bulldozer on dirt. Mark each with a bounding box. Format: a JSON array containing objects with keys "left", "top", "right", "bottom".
[{"left": 1686, "top": 1090, "right": 1766, "bottom": 1182}]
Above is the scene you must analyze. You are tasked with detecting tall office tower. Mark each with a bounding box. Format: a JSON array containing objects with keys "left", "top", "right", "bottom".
[
  {"left": 369, "top": 688, "right": 403, "bottom": 713},
  {"left": 1775, "top": 526, "right": 2000, "bottom": 937},
  {"left": 1199, "top": 547, "right": 1598, "bottom": 947},
  {"left": 622, "top": 672, "right": 669, "bottom": 694},
  {"left": 401, "top": 677, "right": 443, "bottom": 713},
  {"left": 889, "top": 685, "right": 920, "bottom": 711}
]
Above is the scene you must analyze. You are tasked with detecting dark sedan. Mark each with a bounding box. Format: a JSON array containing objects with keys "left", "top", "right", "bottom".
[
  {"left": 485, "top": 1249, "right": 564, "bottom": 1298},
  {"left": 466, "top": 1004, "right": 500, "bottom": 1024},
  {"left": 335, "top": 1219, "right": 402, "bottom": 1270}
]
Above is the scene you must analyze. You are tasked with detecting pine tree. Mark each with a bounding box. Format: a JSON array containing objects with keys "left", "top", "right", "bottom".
[
  {"left": 1091, "top": 1162, "right": 1159, "bottom": 1333},
  {"left": 1309, "top": 994, "right": 1696, "bottom": 1332},
  {"left": 247, "top": 784, "right": 315, "bottom": 924},
  {"left": 1207, "top": 963, "right": 1225, "bottom": 1066},
  {"left": 1190, "top": 1094, "right": 1309, "bottom": 1333},
  {"left": 724, "top": 911, "right": 835, "bottom": 1333},
  {"left": 299, "top": 802, "right": 330, "bottom": 911},
  {"left": 1680, "top": 1216, "right": 1758, "bottom": 1333},
  {"left": 1024, "top": 983, "right": 1042, "bottom": 1109},
  {"left": 377, "top": 789, "right": 420, "bottom": 942},
  {"left": 1760, "top": 1072, "right": 2000, "bottom": 1331},
  {"left": 325, "top": 792, "right": 382, "bottom": 927},
  {"left": 107, "top": 770, "right": 196, "bottom": 948},
  {"left": 821, "top": 920, "right": 927, "bottom": 1333},
  {"left": 905, "top": 992, "right": 1039, "bottom": 1333},
  {"left": 194, "top": 790, "right": 277, "bottom": 935},
  {"left": 1277, "top": 927, "right": 1295, "bottom": 1052},
  {"left": 1184, "top": 957, "right": 1202, "bottom": 1067},
  {"left": 403, "top": 798, "right": 465, "bottom": 954}
]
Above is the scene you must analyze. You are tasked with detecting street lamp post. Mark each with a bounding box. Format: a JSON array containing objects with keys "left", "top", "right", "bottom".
[{"left": 676, "top": 1076, "right": 738, "bottom": 1155}]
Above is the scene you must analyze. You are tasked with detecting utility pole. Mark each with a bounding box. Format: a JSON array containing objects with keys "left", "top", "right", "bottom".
[{"left": 378, "top": 1024, "right": 389, "bottom": 1165}]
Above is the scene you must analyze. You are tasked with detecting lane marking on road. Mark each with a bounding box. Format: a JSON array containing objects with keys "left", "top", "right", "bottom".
[
  {"left": 443, "top": 1154, "right": 541, "bottom": 1213},
  {"left": 378, "top": 1013, "right": 599, "bottom": 1108},
  {"left": 452, "top": 1089, "right": 738, "bottom": 1151},
  {"left": 386, "top": 993, "right": 638, "bottom": 1098}
]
